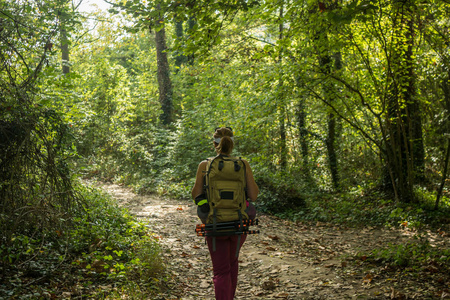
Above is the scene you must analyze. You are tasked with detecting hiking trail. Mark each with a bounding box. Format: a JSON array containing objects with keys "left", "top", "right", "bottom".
[{"left": 96, "top": 181, "right": 448, "bottom": 300}]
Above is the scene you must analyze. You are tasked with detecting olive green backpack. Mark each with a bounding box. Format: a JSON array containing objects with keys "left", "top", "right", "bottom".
[
  {"left": 204, "top": 155, "right": 249, "bottom": 225},
  {"left": 194, "top": 154, "right": 259, "bottom": 255}
]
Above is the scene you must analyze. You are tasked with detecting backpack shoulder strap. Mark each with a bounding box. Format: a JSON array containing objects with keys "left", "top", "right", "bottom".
[{"left": 205, "top": 155, "right": 221, "bottom": 177}]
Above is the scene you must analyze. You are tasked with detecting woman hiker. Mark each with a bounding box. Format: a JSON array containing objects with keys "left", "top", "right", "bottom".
[{"left": 191, "top": 127, "right": 259, "bottom": 300}]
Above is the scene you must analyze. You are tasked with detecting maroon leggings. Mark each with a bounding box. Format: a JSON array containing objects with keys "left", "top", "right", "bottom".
[{"left": 206, "top": 235, "right": 247, "bottom": 300}]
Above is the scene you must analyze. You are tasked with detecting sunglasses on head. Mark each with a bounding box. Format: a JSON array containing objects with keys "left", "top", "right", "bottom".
[{"left": 215, "top": 127, "right": 233, "bottom": 132}]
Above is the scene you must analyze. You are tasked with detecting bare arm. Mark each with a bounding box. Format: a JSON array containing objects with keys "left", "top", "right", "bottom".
[
  {"left": 191, "top": 161, "right": 207, "bottom": 200},
  {"left": 243, "top": 160, "right": 259, "bottom": 201}
]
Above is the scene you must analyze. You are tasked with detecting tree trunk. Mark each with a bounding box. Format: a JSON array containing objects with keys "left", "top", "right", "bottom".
[
  {"left": 435, "top": 56, "right": 450, "bottom": 209},
  {"left": 278, "top": 5, "right": 287, "bottom": 170},
  {"left": 313, "top": 5, "right": 340, "bottom": 190},
  {"left": 435, "top": 137, "right": 450, "bottom": 209},
  {"left": 384, "top": 0, "right": 418, "bottom": 202},
  {"left": 154, "top": 6, "right": 173, "bottom": 125},
  {"left": 60, "top": 11, "right": 70, "bottom": 74},
  {"left": 279, "top": 104, "right": 287, "bottom": 169},
  {"left": 187, "top": 17, "right": 196, "bottom": 65},
  {"left": 174, "top": 20, "right": 186, "bottom": 73},
  {"left": 404, "top": 6, "right": 424, "bottom": 182},
  {"left": 296, "top": 93, "right": 312, "bottom": 179}
]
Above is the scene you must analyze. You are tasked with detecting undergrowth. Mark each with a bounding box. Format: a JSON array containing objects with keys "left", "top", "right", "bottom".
[
  {"left": 271, "top": 185, "right": 450, "bottom": 231},
  {"left": 0, "top": 181, "right": 166, "bottom": 299},
  {"left": 353, "top": 236, "right": 450, "bottom": 299},
  {"left": 271, "top": 184, "right": 450, "bottom": 297},
  {"left": 368, "top": 238, "right": 450, "bottom": 269}
]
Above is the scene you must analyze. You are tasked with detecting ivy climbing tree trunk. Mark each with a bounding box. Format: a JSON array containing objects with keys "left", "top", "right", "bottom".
[
  {"left": 402, "top": 0, "right": 424, "bottom": 182},
  {"left": 186, "top": 16, "right": 196, "bottom": 65},
  {"left": 278, "top": 4, "right": 287, "bottom": 170},
  {"left": 384, "top": 0, "right": 421, "bottom": 202},
  {"left": 154, "top": 4, "right": 173, "bottom": 125},
  {"left": 312, "top": 0, "right": 340, "bottom": 190},
  {"left": 434, "top": 52, "right": 450, "bottom": 209}
]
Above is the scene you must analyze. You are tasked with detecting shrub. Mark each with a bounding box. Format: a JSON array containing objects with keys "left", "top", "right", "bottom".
[
  {"left": 0, "top": 182, "right": 165, "bottom": 298},
  {"left": 255, "top": 172, "right": 307, "bottom": 214}
]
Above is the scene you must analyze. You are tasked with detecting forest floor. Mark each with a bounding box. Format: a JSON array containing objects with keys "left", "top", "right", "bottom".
[{"left": 97, "top": 182, "right": 450, "bottom": 300}]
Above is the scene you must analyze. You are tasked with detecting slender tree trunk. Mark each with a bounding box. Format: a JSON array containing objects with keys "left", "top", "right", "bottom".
[
  {"left": 154, "top": 5, "right": 173, "bottom": 125},
  {"left": 326, "top": 110, "right": 339, "bottom": 189},
  {"left": 174, "top": 20, "right": 186, "bottom": 73},
  {"left": 279, "top": 105, "right": 287, "bottom": 169},
  {"left": 60, "top": 11, "right": 70, "bottom": 74},
  {"left": 436, "top": 136, "right": 450, "bottom": 209},
  {"left": 296, "top": 93, "right": 312, "bottom": 181},
  {"left": 313, "top": 3, "right": 340, "bottom": 190},
  {"left": 435, "top": 57, "right": 450, "bottom": 209},
  {"left": 187, "top": 17, "right": 196, "bottom": 66},
  {"left": 411, "top": 92, "right": 425, "bottom": 182},
  {"left": 278, "top": 4, "right": 287, "bottom": 170}
]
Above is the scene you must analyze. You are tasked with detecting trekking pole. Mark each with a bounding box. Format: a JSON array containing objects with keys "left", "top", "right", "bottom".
[
  {"left": 197, "top": 230, "right": 260, "bottom": 237},
  {"left": 196, "top": 219, "right": 258, "bottom": 229},
  {"left": 195, "top": 224, "right": 251, "bottom": 233},
  {"left": 195, "top": 219, "right": 258, "bottom": 231},
  {"left": 195, "top": 222, "right": 254, "bottom": 232}
]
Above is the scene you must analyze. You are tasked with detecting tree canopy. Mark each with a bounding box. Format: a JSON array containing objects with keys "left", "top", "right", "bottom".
[{"left": 1, "top": 0, "right": 449, "bottom": 297}]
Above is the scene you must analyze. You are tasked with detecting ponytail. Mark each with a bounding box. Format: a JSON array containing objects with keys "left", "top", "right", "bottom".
[{"left": 213, "top": 127, "right": 234, "bottom": 155}]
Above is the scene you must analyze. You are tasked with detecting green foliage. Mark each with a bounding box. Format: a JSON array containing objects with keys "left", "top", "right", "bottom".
[
  {"left": 255, "top": 171, "right": 308, "bottom": 214},
  {"left": 67, "top": 0, "right": 450, "bottom": 221},
  {"left": 367, "top": 237, "right": 450, "bottom": 270},
  {"left": 274, "top": 186, "right": 450, "bottom": 230},
  {"left": 1, "top": 80, "right": 78, "bottom": 249},
  {"left": 69, "top": 183, "right": 165, "bottom": 282},
  {"left": 387, "top": 187, "right": 450, "bottom": 230},
  {"left": 72, "top": 0, "right": 449, "bottom": 212},
  {"left": 3, "top": 0, "right": 450, "bottom": 296},
  {"left": 0, "top": 182, "right": 165, "bottom": 298}
]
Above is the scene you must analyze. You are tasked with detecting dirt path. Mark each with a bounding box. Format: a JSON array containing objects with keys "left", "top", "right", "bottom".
[{"left": 97, "top": 182, "right": 449, "bottom": 300}]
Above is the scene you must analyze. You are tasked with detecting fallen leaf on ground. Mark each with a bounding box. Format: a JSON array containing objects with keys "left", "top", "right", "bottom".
[
  {"left": 262, "top": 279, "right": 277, "bottom": 290},
  {"left": 390, "top": 287, "right": 406, "bottom": 299},
  {"left": 275, "top": 292, "right": 290, "bottom": 298},
  {"left": 363, "top": 273, "right": 373, "bottom": 284}
]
